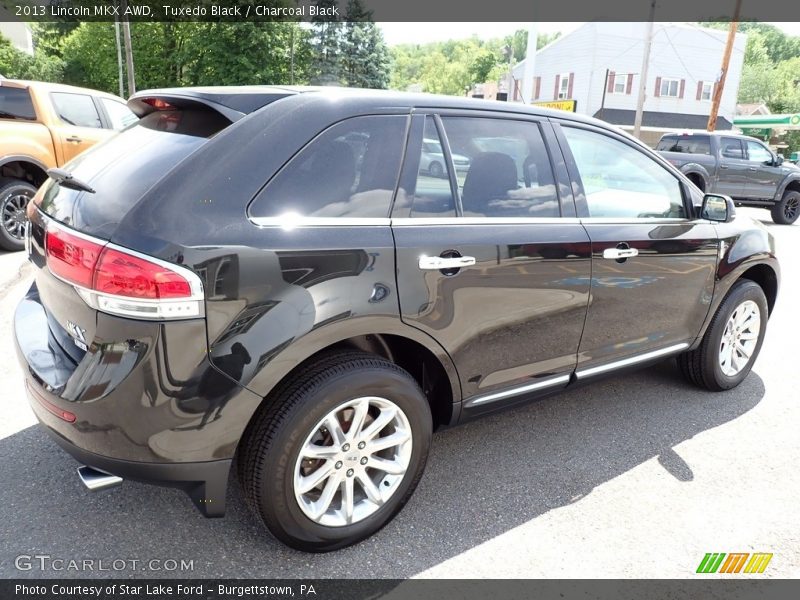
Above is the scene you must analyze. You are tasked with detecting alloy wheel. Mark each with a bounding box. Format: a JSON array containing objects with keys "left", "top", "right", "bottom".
[
  {"left": 293, "top": 396, "right": 412, "bottom": 527},
  {"left": 2, "top": 191, "right": 31, "bottom": 241},
  {"left": 785, "top": 195, "right": 798, "bottom": 221},
  {"left": 719, "top": 300, "right": 761, "bottom": 377}
]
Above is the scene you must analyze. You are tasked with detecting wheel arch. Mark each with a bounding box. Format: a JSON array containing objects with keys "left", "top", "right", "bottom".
[
  {"left": 680, "top": 164, "right": 710, "bottom": 191},
  {"left": 239, "top": 318, "right": 462, "bottom": 436},
  {"left": 0, "top": 156, "right": 49, "bottom": 187},
  {"left": 774, "top": 173, "right": 800, "bottom": 201}
]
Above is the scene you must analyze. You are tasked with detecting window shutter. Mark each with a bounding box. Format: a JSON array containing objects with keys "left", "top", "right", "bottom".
[
  {"left": 534, "top": 76, "right": 541, "bottom": 100},
  {"left": 679, "top": 79, "right": 686, "bottom": 99},
  {"left": 626, "top": 73, "right": 634, "bottom": 94},
  {"left": 567, "top": 73, "right": 574, "bottom": 98},
  {"left": 696, "top": 81, "right": 703, "bottom": 100},
  {"left": 554, "top": 75, "right": 561, "bottom": 99},
  {"left": 654, "top": 76, "right": 661, "bottom": 97},
  {"left": 607, "top": 71, "right": 615, "bottom": 93}
]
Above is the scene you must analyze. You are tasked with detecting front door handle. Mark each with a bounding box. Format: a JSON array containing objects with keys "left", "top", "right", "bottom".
[
  {"left": 603, "top": 247, "right": 639, "bottom": 260},
  {"left": 749, "top": 167, "right": 758, "bottom": 171},
  {"left": 418, "top": 255, "right": 476, "bottom": 270},
  {"left": 66, "top": 136, "right": 83, "bottom": 143}
]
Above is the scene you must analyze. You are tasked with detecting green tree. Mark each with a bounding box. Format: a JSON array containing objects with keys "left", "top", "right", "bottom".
[
  {"left": 0, "top": 33, "right": 64, "bottom": 81},
  {"left": 341, "top": 0, "right": 390, "bottom": 89},
  {"left": 309, "top": 0, "right": 343, "bottom": 85}
]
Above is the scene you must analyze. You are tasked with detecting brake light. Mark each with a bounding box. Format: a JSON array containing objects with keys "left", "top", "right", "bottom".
[
  {"left": 45, "top": 227, "right": 103, "bottom": 288},
  {"left": 94, "top": 247, "right": 192, "bottom": 299},
  {"left": 44, "top": 221, "right": 203, "bottom": 320},
  {"left": 142, "top": 97, "right": 173, "bottom": 110}
]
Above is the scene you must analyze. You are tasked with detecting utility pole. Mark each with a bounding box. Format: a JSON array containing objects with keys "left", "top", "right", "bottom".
[
  {"left": 113, "top": 7, "right": 124, "bottom": 98},
  {"left": 520, "top": 23, "right": 538, "bottom": 104},
  {"left": 599, "top": 68, "right": 609, "bottom": 121},
  {"left": 633, "top": 1, "right": 656, "bottom": 139},
  {"left": 121, "top": 0, "right": 136, "bottom": 96},
  {"left": 707, "top": 0, "right": 743, "bottom": 132}
]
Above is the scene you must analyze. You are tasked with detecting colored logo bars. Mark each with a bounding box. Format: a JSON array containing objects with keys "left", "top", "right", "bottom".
[{"left": 696, "top": 553, "right": 773, "bottom": 574}]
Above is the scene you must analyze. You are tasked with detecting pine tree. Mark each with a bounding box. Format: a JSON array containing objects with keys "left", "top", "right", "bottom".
[
  {"left": 341, "top": 0, "right": 390, "bottom": 89},
  {"left": 310, "top": 0, "right": 343, "bottom": 85}
]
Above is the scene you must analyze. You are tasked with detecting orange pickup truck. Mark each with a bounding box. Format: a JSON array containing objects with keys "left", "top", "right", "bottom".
[{"left": 0, "top": 79, "right": 137, "bottom": 250}]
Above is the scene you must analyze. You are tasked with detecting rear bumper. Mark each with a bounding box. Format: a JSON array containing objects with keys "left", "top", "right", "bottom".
[{"left": 41, "top": 423, "right": 230, "bottom": 517}]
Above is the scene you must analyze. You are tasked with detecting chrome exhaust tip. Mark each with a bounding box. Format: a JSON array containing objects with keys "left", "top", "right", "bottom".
[{"left": 77, "top": 465, "right": 123, "bottom": 491}]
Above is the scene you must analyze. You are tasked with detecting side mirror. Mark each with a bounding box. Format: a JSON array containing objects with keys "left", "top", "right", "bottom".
[
  {"left": 701, "top": 193, "right": 736, "bottom": 223},
  {"left": 775, "top": 154, "right": 784, "bottom": 166}
]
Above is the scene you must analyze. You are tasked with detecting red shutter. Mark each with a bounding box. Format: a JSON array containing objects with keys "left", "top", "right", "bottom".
[
  {"left": 654, "top": 76, "right": 661, "bottom": 97},
  {"left": 554, "top": 75, "right": 561, "bottom": 99},
  {"left": 534, "top": 76, "right": 541, "bottom": 100},
  {"left": 626, "top": 73, "right": 634, "bottom": 94},
  {"left": 607, "top": 71, "right": 615, "bottom": 93},
  {"left": 679, "top": 79, "right": 686, "bottom": 99},
  {"left": 696, "top": 81, "right": 703, "bottom": 100},
  {"left": 567, "top": 73, "right": 574, "bottom": 98}
]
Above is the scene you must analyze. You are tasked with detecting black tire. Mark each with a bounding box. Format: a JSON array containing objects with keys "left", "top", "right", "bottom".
[
  {"left": 428, "top": 161, "right": 443, "bottom": 178},
  {"left": 238, "top": 351, "right": 432, "bottom": 552},
  {"left": 0, "top": 179, "right": 36, "bottom": 252},
  {"left": 770, "top": 190, "right": 800, "bottom": 225},
  {"left": 678, "top": 279, "right": 768, "bottom": 391}
]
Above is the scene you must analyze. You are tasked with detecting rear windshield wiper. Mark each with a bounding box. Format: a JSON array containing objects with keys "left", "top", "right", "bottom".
[{"left": 47, "top": 168, "right": 95, "bottom": 194}]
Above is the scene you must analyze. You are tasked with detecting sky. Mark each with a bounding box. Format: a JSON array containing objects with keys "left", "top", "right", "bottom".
[{"left": 378, "top": 22, "right": 800, "bottom": 46}]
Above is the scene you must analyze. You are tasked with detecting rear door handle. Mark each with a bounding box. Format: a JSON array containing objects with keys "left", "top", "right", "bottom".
[
  {"left": 603, "top": 247, "right": 638, "bottom": 260},
  {"left": 418, "top": 256, "right": 476, "bottom": 270},
  {"left": 748, "top": 167, "right": 757, "bottom": 171},
  {"left": 66, "top": 136, "right": 82, "bottom": 143}
]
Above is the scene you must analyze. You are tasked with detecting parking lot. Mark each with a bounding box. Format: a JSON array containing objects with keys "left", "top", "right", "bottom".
[{"left": 0, "top": 208, "right": 797, "bottom": 579}]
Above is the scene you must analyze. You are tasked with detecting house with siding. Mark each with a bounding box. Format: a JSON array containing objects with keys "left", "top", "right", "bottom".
[{"left": 510, "top": 23, "right": 747, "bottom": 146}]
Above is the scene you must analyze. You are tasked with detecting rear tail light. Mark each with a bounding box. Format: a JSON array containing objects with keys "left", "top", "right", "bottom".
[
  {"left": 141, "top": 97, "right": 173, "bottom": 110},
  {"left": 44, "top": 222, "right": 204, "bottom": 320}
]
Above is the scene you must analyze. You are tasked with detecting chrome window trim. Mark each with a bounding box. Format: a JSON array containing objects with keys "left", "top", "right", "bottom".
[
  {"left": 392, "top": 217, "right": 582, "bottom": 226},
  {"left": 464, "top": 374, "right": 571, "bottom": 408},
  {"left": 575, "top": 343, "right": 689, "bottom": 379},
  {"left": 250, "top": 216, "right": 392, "bottom": 228},
  {"left": 578, "top": 217, "right": 690, "bottom": 224}
]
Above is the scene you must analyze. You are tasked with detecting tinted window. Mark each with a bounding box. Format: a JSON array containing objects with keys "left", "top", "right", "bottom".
[
  {"left": 656, "top": 135, "right": 711, "bottom": 155},
  {"left": 405, "top": 116, "right": 457, "bottom": 217},
  {"left": 746, "top": 140, "right": 772, "bottom": 163},
  {"left": 251, "top": 116, "right": 407, "bottom": 219},
  {"left": 51, "top": 92, "right": 102, "bottom": 128},
  {"left": 0, "top": 87, "right": 36, "bottom": 120},
  {"left": 441, "top": 117, "right": 560, "bottom": 218},
  {"left": 720, "top": 138, "right": 744, "bottom": 159},
  {"left": 100, "top": 98, "right": 138, "bottom": 130},
  {"left": 563, "top": 126, "right": 685, "bottom": 219}
]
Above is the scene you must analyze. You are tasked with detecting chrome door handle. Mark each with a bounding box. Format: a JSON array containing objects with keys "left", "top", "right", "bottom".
[
  {"left": 749, "top": 167, "right": 757, "bottom": 171},
  {"left": 603, "top": 247, "right": 638, "bottom": 260},
  {"left": 418, "top": 255, "right": 476, "bottom": 270},
  {"left": 66, "top": 136, "right": 82, "bottom": 143}
]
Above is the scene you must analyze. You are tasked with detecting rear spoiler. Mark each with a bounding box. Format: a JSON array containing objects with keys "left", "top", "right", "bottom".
[{"left": 128, "top": 87, "right": 298, "bottom": 122}]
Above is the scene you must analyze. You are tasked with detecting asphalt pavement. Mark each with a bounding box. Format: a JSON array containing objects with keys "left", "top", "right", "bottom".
[{"left": 0, "top": 208, "right": 797, "bottom": 578}]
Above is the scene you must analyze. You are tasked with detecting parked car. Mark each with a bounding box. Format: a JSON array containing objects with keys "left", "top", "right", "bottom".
[
  {"left": 419, "top": 137, "right": 470, "bottom": 177},
  {"left": 14, "top": 87, "right": 779, "bottom": 552},
  {"left": 655, "top": 132, "right": 800, "bottom": 225},
  {"left": 0, "top": 79, "right": 137, "bottom": 250}
]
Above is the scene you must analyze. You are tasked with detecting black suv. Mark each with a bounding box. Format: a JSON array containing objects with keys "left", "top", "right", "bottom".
[{"left": 14, "top": 87, "right": 779, "bottom": 551}]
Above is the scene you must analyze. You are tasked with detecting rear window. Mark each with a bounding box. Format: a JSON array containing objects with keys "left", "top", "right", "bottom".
[
  {"left": 249, "top": 115, "right": 408, "bottom": 219},
  {"left": 0, "top": 86, "right": 36, "bottom": 120},
  {"left": 656, "top": 135, "right": 711, "bottom": 155},
  {"left": 39, "top": 109, "right": 229, "bottom": 237}
]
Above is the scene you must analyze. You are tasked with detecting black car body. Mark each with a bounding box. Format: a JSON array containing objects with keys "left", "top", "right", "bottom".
[
  {"left": 656, "top": 132, "right": 800, "bottom": 224},
  {"left": 14, "top": 87, "right": 780, "bottom": 551}
]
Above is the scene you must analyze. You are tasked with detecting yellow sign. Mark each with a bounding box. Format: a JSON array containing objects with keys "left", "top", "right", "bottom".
[{"left": 532, "top": 99, "right": 577, "bottom": 112}]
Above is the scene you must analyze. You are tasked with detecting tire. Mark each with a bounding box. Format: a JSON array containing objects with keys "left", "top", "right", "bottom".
[
  {"left": 0, "top": 179, "right": 36, "bottom": 252},
  {"left": 678, "top": 279, "right": 768, "bottom": 391},
  {"left": 770, "top": 190, "right": 800, "bottom": 225},
  {"left": 429, "top": 161, "right": 443, "bottom": 178},
  {"left": 238, "top": 351, "right": 432, "bottom": 552}
]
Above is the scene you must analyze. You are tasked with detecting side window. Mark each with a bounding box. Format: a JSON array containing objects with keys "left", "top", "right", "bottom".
[
  {"left": 746, "top": 140, "right": 772, "bottom": 164},
  {"left": 408, "top": 116, "right": 457, "bottom": 217},
  {"left": 562, "top": 126, "right": 686, "bottom": 219},
  {"left": 250, "top": 115, "right": 407, "bottom": 219},
  {"left": 50, "top": 92, "right": 102, "bottom": 129},
  {"left": 720, "top": 138, "right": 744, "bottom": 159},
  {"left": 440, "top": 117, "right": 560, "bottom": 218},
  {"left": 656, "top": 135, "right": 711, "bottom": 155},
  {"left": 100, "top": 98, "right": 138, "bottom": 130}
]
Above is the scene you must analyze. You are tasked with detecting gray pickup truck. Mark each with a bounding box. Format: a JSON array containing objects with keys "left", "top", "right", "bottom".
[{"left": 656, "top": 132, "right": 800, "bottom": 224}]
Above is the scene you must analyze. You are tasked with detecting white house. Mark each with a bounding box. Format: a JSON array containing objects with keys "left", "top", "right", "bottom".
[
  {"left": 0, "top": 21, "right": 34, "bottom": 55},
  {"left": 511, "top": 23, "right": 746, "bottom": 145}
]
